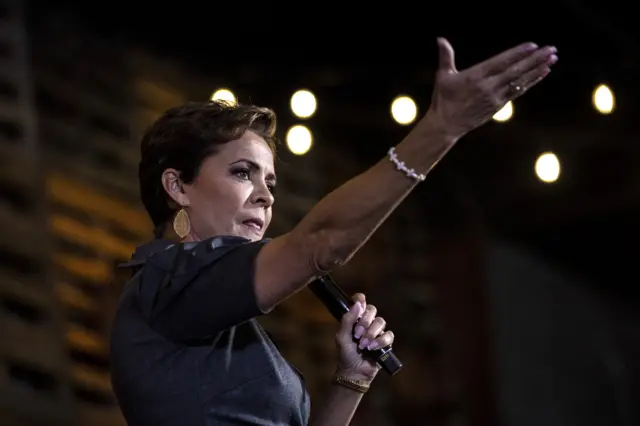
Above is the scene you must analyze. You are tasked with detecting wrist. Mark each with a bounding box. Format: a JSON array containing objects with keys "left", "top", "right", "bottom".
[
  {"left": 416, "top": 110, "right": 460, "bottom": 146},
  {"left": 396, "top": 112, "right": 458, "bottom": 175},
  {"left": 332, "top": 373, "right": 371, "bottom": 394},
  {"left": 334, "top": 368, "right": 375, "bottom": 386}
]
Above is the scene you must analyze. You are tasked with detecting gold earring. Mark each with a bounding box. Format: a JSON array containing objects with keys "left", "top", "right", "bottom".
[{"left": 173, "top": 208, "right": 191, "bottom": 239}]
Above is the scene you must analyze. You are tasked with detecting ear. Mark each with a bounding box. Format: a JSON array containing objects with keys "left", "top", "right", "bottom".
[{"left": 161, "top": 168, "right": 190, "bottom": 208}]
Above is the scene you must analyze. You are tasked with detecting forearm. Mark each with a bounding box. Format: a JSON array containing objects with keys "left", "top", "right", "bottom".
[
  {"left": 297, "top": 118, "right": 455, "bottom": 271},
  {"left": 309, "top": 384, "right": 365, "bottom": 426}
]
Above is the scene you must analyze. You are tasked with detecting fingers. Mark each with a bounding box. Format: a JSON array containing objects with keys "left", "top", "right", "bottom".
[
  {"left": 351, "top": 292, "right": 366, "bottom": 308},
  {"left": 494, "top": 46, "right": 557, "bottom": 88},
  {"left": 358, "top": 316, "right": 387, "bottom": 350},
  {"left": 502, "top": 65, "right": 552, "bottom": 101},
  {"left": 338, "top": 300, "right": 364, "bottom": 344},
  {"left": 474, "top": 45, "right": 557, "bottom": 111},
  {"left": 354, "top": 302, "right": 375, "bottom": 339},
  {"left": 367, "top": 330, "right": 395, "bottom": 351},
  {"left": 437, "top": 37, "right": 457, "bottom": 73},
  {"left": 354, "top": 302, "right": 388, "bottom": 350},
  {"left": 471, "top": 42, "right": 540, "bottom": 78},
  {"left": 340, "top": 294, "right": 395, "bottom": 352}
]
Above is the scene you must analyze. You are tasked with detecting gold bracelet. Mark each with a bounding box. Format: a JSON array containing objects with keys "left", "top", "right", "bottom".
[{"left": 333, "top": 375, "right": 370, "bottom": 394}]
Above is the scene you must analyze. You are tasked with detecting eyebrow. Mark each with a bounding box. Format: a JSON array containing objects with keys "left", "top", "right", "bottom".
[{"left": 230, "top": 158, "right": 276, "bottom": 182}]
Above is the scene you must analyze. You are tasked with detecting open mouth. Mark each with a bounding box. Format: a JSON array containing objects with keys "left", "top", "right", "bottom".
[{"left": 242, "top": 218, "right": 264, "bottom": 231}]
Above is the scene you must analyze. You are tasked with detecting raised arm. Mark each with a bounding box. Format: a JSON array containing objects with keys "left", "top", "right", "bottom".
[{"left": 255, "top": 38, "right": 558, "bottom": 312}]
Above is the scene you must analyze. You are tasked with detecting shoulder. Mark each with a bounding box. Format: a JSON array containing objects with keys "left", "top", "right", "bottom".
[
  {"left": 116, "top": 236, "right": 269, "bottom": 315},
  {"left": 119, "top": 236, "right": 269, "bottom": 274}
]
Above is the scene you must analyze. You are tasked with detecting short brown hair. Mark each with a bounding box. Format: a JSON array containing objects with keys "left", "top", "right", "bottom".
[{"left": 138, "top": 100, "right": 277, "bottom": 236}]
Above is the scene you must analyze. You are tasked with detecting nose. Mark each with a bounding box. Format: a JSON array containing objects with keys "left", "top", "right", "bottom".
[{"left": 252, "top": 182, "right": 274, "bottom": 208}]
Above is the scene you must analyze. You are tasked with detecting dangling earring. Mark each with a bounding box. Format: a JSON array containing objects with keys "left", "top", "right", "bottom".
[{"left": 173, "top": 208, "right": 191, "bottom": 239}]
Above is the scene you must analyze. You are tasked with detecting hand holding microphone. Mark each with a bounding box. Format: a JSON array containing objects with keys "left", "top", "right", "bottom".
[{"left": 309, "top": 276, "right": 402, "bottom": 379}]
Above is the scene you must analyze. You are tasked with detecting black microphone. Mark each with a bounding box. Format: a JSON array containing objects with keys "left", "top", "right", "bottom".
[{"left": 309, "top": 275, "right": 403, "bottom": 376}]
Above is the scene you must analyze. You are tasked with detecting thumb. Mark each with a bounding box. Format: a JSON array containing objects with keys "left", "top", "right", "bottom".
[
  {"left": 338, "top": 301, "right": 364, "bottom": 342},
  {"left": 437, "top": 37, "right": 457, "bottom": 73}
]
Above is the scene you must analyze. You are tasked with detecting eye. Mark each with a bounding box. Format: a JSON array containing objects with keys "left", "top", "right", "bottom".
[
  {"left": 233, "top": 167, "right": 251, "bottom": 180},
  {"left": 267, "top": 183, "right": 276, "bottom": 194}
]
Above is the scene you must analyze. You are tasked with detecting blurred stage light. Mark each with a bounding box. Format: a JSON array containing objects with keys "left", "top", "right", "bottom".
[
  {"left": 535, "top": 152, "right": 560, "bottom": 183},
  {"left": 493, "top": 101, "right": 513, "bottom": 122},
  {"left": 391, "top": 96, "right": 417, "bottom": 125},
  {"left": 211, "top": 88, "right": 237, "bottom": 104},
  {"left": 286, "top": 125, "right": 313, "bottom": 155},
  {"left": 592, "top": 84, "right": 614, "bottom": 114},
  {"left": 291, "top": 90, "right": 317, "bottom": 118}
]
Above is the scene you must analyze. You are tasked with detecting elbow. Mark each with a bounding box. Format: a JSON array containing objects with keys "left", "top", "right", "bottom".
[{"left": 308, "top": 229, "right": 354, "bottom": 274}]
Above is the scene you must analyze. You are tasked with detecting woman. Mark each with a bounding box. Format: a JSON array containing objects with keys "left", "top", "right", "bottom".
[{"left": 110, "top": 38, "right": 557, "bottom": 426}]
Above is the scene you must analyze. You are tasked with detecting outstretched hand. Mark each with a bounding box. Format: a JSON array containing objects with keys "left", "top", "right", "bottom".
[{"left": 424, "top": 37, "right": 558, "bottom": 141}]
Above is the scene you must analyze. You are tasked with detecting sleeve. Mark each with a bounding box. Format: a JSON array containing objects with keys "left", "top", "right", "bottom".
[{"left": 140, "top": 240, "right": 267, "bottom": 342}]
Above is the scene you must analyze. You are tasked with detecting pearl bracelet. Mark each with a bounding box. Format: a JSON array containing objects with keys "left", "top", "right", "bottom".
[{"left": 387, "top": 146, "right": 427, "bottom": 182}]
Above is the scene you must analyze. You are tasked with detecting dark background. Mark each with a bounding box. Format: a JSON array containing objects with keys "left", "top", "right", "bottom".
[{"left": 1, "top": 1, "right": 639, "bottom": 425}]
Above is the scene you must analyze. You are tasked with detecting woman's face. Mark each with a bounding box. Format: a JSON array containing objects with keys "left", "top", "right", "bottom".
[{"left": 164, "top": 130, "right": 276, "bottom": 242}]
